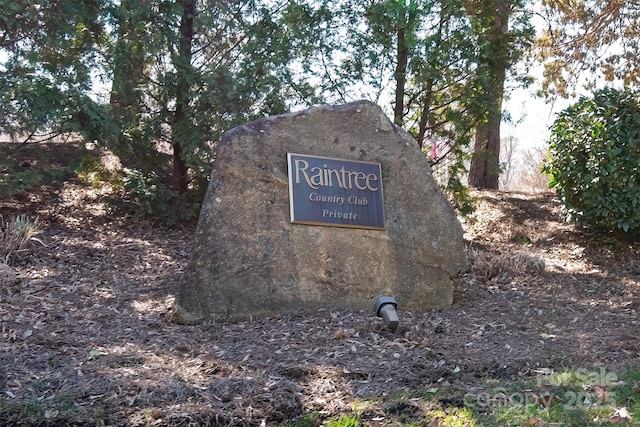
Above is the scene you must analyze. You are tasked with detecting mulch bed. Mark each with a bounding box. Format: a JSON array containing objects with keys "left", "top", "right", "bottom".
[{"left": 1, "top": 178, "right": 639, "bottom": 425}]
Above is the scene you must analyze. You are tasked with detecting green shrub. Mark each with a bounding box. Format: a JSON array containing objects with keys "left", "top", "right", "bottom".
[
  {"left": 0, "top": 142, "right": 80, "bottom": 198},
  {"left": 118, "top": 168, "right": 202, "bottom": 226},
  {"left": 0, "top": 168, "right": 46, "bottom": 198},
  {"left": 427, "top": 142, "right": 478, "bottom": 217},
  {"left": 0, "top": 153, "right": 45, "bottom": 198},
  {"left": 121, "top": 168, "right": 178, "bottom": 220},
  {"left": 75, "top": 153, "right": 110, "bottom": 187},
  {"left": 543, "top": 87, "right": 640, "bottom": 241}
]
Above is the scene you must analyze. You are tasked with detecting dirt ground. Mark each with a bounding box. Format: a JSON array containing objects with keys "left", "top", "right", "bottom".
[{"left": 1, "top": 148, "right": 640, "bottom": 425}]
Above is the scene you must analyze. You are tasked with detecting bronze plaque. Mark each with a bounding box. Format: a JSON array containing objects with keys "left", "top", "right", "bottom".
[{"left": 287, "top": 153, "right": 385, "bottom": 230}]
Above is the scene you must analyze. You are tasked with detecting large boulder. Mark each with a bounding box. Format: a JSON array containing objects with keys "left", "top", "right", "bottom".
[{"left": 171, "top": 101, "right": 467, "bottom": 324}]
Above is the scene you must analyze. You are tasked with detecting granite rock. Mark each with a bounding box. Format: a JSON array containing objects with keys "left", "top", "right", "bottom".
[{"left": 171, "top": 101, "right": 467, "bottom": 323}]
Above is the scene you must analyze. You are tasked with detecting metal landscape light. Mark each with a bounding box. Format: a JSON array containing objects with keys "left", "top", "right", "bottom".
[{"left": 373, "top": 296, "right": 399, "bottom": 332}]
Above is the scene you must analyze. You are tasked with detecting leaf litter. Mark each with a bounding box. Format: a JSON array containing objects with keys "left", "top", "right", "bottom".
[{"left": 1, "top": 183, "right": 639, "bottom": 425}]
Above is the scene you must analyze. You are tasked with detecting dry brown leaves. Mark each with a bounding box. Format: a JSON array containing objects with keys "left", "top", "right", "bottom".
[{"left": 1, "top": 186, "right": 639, "bottom": 425}]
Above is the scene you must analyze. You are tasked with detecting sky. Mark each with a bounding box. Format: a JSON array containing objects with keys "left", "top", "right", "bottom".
[{"left": 502, "top": 86, "right": 575, "bottom": 151}]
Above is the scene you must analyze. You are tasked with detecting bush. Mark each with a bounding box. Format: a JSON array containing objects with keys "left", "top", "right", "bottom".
[
  {"left": 120, "top": 168, "right": 179, "bottom": 221},
  {"left": 75, "top": 153, "right": 111, "bottom": 188},
  {"left": 118, "top": 168, "right": 202, "bottom": 227},
  {"left": 543, "top": 87, "right": 640, "bottom": 241},
  {"left": 0, "top": 141, "right": 82, "bottom": 199}
]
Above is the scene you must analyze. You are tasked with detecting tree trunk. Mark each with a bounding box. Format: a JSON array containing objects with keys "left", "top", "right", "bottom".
[
  {"left": 171, "top": 0, "right": 195, "bottom": 195},
  {"left": 393, "top": 26, "right": 409, "bottom": 127},
  {"left": 172, "top": 140, "right": 189, "bottom": 194},
  {"left": 468, "top": 120, "right": 501, "bottom": 188},
  {"left": 468, "top": 0, "right": 510, "bottom": 189},
  {"left": 417, "top": 79, "right": 434, "bottom": 149}
]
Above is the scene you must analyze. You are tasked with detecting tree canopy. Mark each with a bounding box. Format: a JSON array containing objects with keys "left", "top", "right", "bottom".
[
  {"left": 537, "top": 0, "right": 640, "bottom": 97},
  {"left": 6, "top": 0, "right": 606, "bottom": 221},
  {"left": 0, "top": 0, "right": 105, "bottom": 139}
]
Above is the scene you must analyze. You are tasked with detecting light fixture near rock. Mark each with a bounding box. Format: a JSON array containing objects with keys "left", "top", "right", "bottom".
[{"left": 373, "top": 296, "right": 399, "bottom": 332}]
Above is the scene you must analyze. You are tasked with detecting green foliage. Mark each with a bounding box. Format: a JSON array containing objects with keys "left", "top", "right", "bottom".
[
  {"left": 616, "top": 365, "right": 640, "bottom": 416},
  {"left": 75, "top": 153, "right": 109, "bottom": 187},
  {"left": 326, "top": 414, "right": 359, "bottom": 427},
  {"left": 0, "top": 167, "right": 46, "bottom": 199},
  {"left": 440, "top": 152, "right": 478, "bottom": 217},
  {"left": 280, "top": 412, "right": 320, "bottom": 427},
  {"left": 120, "top": 168, "right": 178, "bottom": 223},
  {"left": 543, "top": 87, "right": 640, "bottom": 241},
  {"left": 1, "top": 0, "right": 314, "bottom": 225},
  {"left": 0, "top": 0, "right": 106, "bottom": 137},
  {"left": 476, "top": 366, "right": 637, "bottom": 426},
  {"left": 0, "top": 391, "right": 107, "bottom": 426},
  {"left": 117, "top": 168, "right": 200, "bottom": 226},
  {"left": 1, "top": 0, "right": 534, "bottom": 224},
  {"left": 279, "top": 412, "right": 358, "bottom": 427},
  {"left": 0, "top": 143, "right": 77, "bottom": 199},
  {"left": 346, "top": 366, "right": 639, "bottom": 426}
]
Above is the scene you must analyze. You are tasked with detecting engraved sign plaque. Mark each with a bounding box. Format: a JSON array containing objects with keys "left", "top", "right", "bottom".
[{"left": 287, "top": 153, "right": 385, "bottom": 230}]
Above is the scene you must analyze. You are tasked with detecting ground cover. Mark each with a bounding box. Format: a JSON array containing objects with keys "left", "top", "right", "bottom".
[{"left": 1, "top": 143, "right": 639, "bottom": 425}]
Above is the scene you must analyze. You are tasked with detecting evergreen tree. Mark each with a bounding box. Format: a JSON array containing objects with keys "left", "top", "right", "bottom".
[
  {"left": 1, "top": 0, "right": 535, "bottom": 220},
  {"left": 310, "top": 0, "right": 531, "bottom": 207},
  {"left": 0, "top": 0, "right": 107, "bottom": 140}
]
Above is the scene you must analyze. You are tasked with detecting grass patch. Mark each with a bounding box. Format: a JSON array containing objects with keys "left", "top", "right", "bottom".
[
  {"left": 456, "top": 366, "right": 637, "bottom": 426},
  {"left": 281, "top": 412, "right": 359, "bottom": 427},
  {"left": 0, "top": 395, "right": 109, "bottom": 426},
  {"left": 325, "top": 366, "right": 640, "bottom": 426}
]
